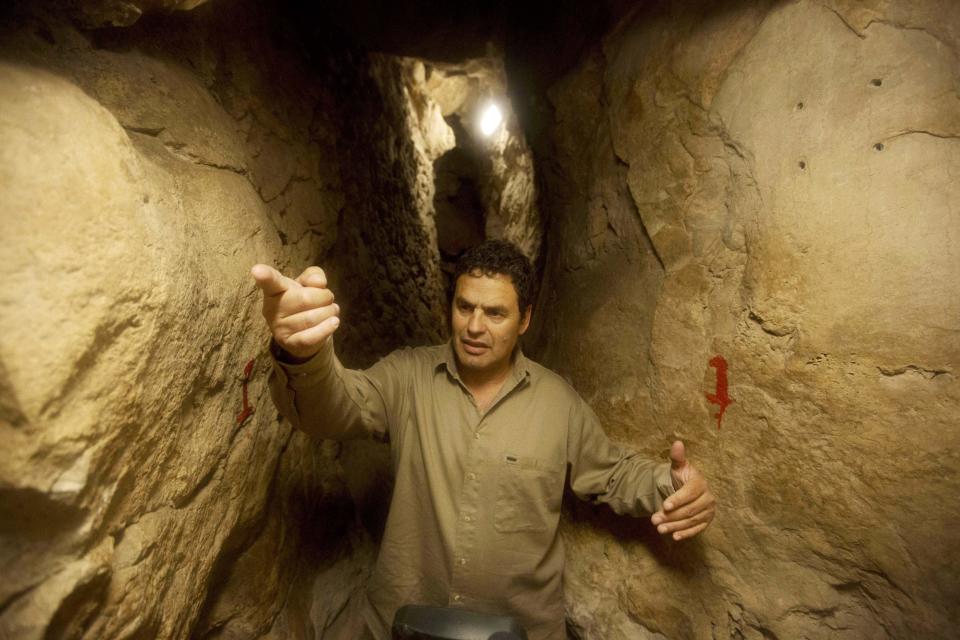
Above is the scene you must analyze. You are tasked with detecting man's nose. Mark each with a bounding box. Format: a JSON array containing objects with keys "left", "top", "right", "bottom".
[{"left": 467, "top": 311, "right": 485, "bottom": 334}]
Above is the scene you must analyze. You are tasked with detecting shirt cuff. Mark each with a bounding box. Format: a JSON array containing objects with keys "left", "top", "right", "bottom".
[
  {"left": 654, "top": 461, "right": 675, "bottom": 502},
  {"left": 270, "top": 338, "right": 335, "bottom": 380}
]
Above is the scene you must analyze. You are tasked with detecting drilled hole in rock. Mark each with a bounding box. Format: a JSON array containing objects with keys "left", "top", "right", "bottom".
[
  {"left": 796, "top": 101, "right": 804, "bottom": 110},
  {"left": 874, "top": 142, "right": 885, "bottom": 151},
  {"left": 871, "top": 78, "right": 883, "bottom": 86},
  {"left": 798, "top": 160, "right": 806, "bottom": 170}
]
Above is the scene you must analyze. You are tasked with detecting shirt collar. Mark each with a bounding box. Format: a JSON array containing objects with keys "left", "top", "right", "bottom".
[{"left": 436, "top": 339, "right": 531, "bottom": 385}]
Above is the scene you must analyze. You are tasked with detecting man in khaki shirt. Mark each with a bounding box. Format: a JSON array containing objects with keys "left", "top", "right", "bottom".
[{"left": 252, "top": 241, "right": 716, "bottom": 639}]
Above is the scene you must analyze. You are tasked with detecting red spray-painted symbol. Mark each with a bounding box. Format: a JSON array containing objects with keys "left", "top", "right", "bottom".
[
  {"left": 705, "top": 355, "right": 733, "bottom": 430},
  {"left": 236, "top": 358, "right": 255, "bottom": 425}
]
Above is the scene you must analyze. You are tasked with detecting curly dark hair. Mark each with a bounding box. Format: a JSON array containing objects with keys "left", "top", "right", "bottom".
[{"left": 452, "top": 240, "right": 534, "bottom": 310}]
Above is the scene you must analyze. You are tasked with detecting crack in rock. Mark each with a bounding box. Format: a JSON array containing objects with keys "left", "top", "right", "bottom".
[
  {"left": 819, "top": 3, "right": 959, "bottom": 55},
  {"left": 123, "top": 125, "right": 166, "bottom": 137},
  {"left": 878, "top": 364, "right": 952, "bottom": 379},
  {"left": 819, "top": 3, "right": 869, "bottom": 40},
  {"left": 123, "top": 126, "right": 248, "bottom": 175},
  {"left": 863, "top": 18, "right": 958, "bottom": 53},
  {"left": 883, "top": 129, "right": 960, "bottom": 143},
  {"left": 161, "top": 142, "right": 247, "bottom": 175}
]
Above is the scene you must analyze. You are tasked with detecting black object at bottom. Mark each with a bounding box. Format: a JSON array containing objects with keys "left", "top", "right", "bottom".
[{"left": 391, "top": 604, "right": 528, "bottom": 640}]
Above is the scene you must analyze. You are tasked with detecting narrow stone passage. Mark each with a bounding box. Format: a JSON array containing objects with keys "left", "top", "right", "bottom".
[{"left": 1, "top": 1, "right": 958, "bottom": 639}]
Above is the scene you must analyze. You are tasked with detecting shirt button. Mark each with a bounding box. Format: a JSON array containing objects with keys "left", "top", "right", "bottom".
[
  {"left": 467, "top": 472, "right": 477, "bottom": 481},
  {"left": 464, "top": 515, "right": 472, "bottom": 522},
  {"left": 452, "top": 594, "right": 462, "bottom": 602},
  {"left": 459, "top": 558, "right": 467, "bottom": 566},
  {"left": 474, "top": 433, "right": 480, "bottom": 440}
]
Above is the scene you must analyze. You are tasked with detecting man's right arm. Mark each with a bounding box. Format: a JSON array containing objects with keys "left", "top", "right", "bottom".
[{"left": 267, "top": 338, "right": 399, "bottom": 441}]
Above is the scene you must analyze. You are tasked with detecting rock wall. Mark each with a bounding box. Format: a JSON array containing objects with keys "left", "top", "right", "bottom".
[
  {"left": 0, "top": 2, "right": 420, "bottom": 637},
  {"left": 0, "top": 1, "right": 544, "bottom": 636},
  {"left": 5, "top": 0, "right": 958, "bottom": 638},
  {"left": 529, "top": 0, "right": 960, "bottom": 638},
  {"left": 422, "top": 56, "right": 542, "bottom": 268}
]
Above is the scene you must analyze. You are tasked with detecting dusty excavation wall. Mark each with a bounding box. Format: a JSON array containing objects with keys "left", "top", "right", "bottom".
[
  {"left": 0, "top": 2, "right": 429, "bottom": 638},
  {"left": 1, "top": 0, "right": 958, "bottom": 639},
  {"left": 530, "top": 0, "right": 960, "bottom": 638},
  {"left": 0, "top": 3, "right": 371, "bottom": 637},
  {"left": 0, "top": 1, "right": 540, "bottom": 638}
]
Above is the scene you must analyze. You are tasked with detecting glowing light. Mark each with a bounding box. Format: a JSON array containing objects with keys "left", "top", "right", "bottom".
[{"left": 479, "top": 104, "right": 503, "bottom": 137}]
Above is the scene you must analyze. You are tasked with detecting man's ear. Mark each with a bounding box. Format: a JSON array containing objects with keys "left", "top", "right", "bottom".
[{"left": 519, "top": 305, "right": 532, "bottom": 335}]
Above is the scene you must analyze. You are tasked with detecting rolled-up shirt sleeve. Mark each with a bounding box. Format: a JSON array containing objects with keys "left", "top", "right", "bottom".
[
  {"left": 566, "top": 396, "right": 675, "bottom": 516},
  {"left": 268, "top": 338, "right": 409, "bottom": 442}
]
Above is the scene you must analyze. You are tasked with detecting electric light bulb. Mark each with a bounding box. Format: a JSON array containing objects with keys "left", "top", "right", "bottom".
[{"left": 479, "top": 104, "right": 503, "bottom": 137}]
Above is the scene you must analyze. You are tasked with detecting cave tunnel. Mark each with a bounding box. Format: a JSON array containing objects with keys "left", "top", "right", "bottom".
[{"left": 1, "top": 0, "right": 959, "bottom": 638}]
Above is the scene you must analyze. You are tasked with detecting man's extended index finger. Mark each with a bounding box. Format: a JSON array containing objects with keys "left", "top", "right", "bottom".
[{"left": 251, "top": 264, "right": 294, "bottom": 297}]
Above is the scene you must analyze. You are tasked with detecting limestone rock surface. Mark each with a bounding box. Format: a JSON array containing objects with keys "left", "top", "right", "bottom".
[
  {"left": 1, "top": 1, "right": 542, "bottom": 635},
  {"left": 529, "top": 1, "right": 960, "bottom": 638},
  {"left": 4, "top": 0, "right": 958, "bottom": 638},
  {"left": 0, "top": 3, "right": 374, "bottom": 638},
  {"left": 71, "top": 0, "right": 211, "bottom": 29}
]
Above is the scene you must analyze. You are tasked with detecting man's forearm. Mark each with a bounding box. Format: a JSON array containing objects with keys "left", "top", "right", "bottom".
[
  {"left": 567, "top": 397, "right": 675, "bottom": 517},
  {"left": 594, "top": 453, "right": 674, "bottom": 517},
  {"left": 268, "top": 338, "right": 374, "bottom": 440}
]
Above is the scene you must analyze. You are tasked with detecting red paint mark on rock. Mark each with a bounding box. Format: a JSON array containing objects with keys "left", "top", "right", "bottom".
[
  {"left": 705, "top": 355, "right": 733, "bottom": 430},
  {"left": 237, "top": 358, "right": 255, "bottom": 425}
]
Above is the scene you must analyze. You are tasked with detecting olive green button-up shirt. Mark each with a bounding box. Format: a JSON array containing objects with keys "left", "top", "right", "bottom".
[{"left": 269, "top": 340, "right": 674, "bottom": 640}]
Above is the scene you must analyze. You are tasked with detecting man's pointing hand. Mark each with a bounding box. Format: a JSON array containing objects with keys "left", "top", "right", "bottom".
[
  {"left": 650, "top": 440, "right": 716, "bottom": 541},
  {"left": 251, "top": 264, "right": 340, "bottom": 361}
]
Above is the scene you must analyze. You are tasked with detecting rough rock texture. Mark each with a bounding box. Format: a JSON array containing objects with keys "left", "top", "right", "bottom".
[
  {"left": 0, "top": 1, "right": 544, "bottom": 637},
  {"left": 70, "top": 0, "right": 212, "bottom": 29},
  {"left": 409, "top": 56, "right": 542, "bottom": 283},
  {"left": 5, "top": 0, "right": 957, "bottom": 638},
  {"left": 0, "top": 3, "right": 379, "bottom": 638},
  {"left": 529, "top": 0, "right": 960, "bottom": 638},
  {"left": 420, "top": 57, "right": 542, "bottom": 263}
]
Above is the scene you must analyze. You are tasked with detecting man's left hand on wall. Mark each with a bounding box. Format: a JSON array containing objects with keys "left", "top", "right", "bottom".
[{"left": 651, "top": 440, "right": 716, "bottom": 541}]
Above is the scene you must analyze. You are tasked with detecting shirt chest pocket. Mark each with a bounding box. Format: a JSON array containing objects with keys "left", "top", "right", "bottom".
[{"left": 493, "top": 455, "right": 563, "bottom": 533}]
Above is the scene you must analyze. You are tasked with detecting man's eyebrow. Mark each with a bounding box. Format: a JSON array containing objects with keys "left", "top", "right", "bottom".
[
  {"left": 481, "top": 304, "right": 508, "bottom": 314},
  {"left": 454, "top": 297, "right": 508, "bottom": 314}
]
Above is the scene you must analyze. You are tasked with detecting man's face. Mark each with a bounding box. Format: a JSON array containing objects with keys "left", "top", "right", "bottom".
[{"left": 451, "top": 271, "right": 531, "bottom": 379}]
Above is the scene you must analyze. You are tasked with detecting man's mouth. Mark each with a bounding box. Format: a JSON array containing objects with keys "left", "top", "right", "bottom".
[{"left": 460, "top": 338, "right": 489, "bottom": 355}]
